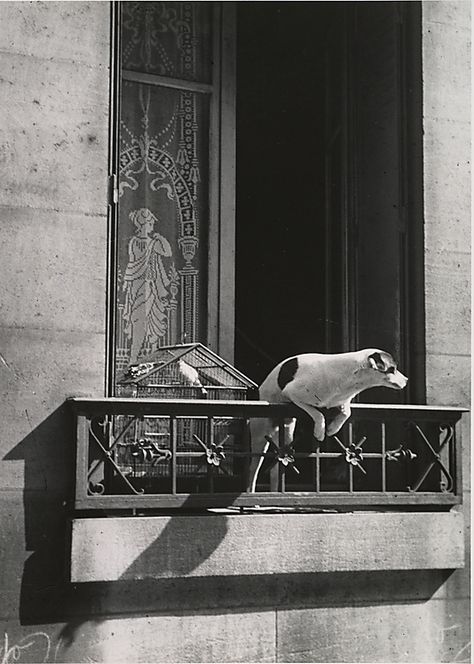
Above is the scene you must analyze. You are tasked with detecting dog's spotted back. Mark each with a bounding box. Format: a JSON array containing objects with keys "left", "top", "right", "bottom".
[{"left": 277, "top": 357, "right": 298, "bottom": 390}]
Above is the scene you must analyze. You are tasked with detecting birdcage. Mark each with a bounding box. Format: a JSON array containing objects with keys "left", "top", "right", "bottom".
[
  {"left": 117, "top": 343, "right": 257, "bottom": 400},
  {"left": 113, "top": 344, "right": 257, "bottom": 491}
]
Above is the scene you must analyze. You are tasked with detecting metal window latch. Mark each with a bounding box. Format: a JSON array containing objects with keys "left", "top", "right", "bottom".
[{"left": 108, "top": 173, "right": 119, "bottom": 205}]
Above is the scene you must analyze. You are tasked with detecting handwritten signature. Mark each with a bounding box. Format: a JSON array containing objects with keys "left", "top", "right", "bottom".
[{"left": 1, "top": 631, "right": 52, "bottom": 664}]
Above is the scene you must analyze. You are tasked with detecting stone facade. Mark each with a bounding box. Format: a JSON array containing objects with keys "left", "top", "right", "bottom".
[
  {"left": 0, "top": 2, "right": 470, "bottom": 663},
  {"left": 422, "top": 3, "right": 471, "bottom": 661}
]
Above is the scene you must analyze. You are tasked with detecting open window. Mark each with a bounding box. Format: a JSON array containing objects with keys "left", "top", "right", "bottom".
[
  {"left": 108, "top": 1, "right": 425, "bottom": 403},
  {"left": 77, "top": 1, "right": 464, "bottom": 512},
  {"left": 235, "top": 2, "right": 425, "bottom": 404}
]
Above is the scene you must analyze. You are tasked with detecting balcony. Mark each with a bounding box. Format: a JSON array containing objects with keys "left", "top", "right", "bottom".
[{"left": 69, "top": 397, "right": 466, "bottom": 512}]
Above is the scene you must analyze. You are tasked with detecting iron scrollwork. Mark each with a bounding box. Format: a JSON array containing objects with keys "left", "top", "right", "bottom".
[
  {"left": 130, "top": 438, "right": 173, "bottom": 465},
  {"left": 333, "top": 435, "right": 367, "bottom": 475},
  {"left": 263, "top": 435, "right": 300, "bottom": 475},
  {"left": 192, "top": 433, "right": 229, "bottom": 473},
  {"left": 87, "top": 416, "right": 145, "bottom": 496},
  {"left": 407, "top": 422, "right": 454, "bottom": 493},
  {"left": 72, "top": 397, "right": 463, "bottom": 509},
  {"left": 386, "top": 444, "right": 417, "bottom": 462},
  {"left": 88, "top": 481, "right": 105, "bottom": 495}
]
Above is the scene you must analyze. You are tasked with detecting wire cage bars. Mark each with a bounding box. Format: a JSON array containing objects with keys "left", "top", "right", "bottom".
[{"left": 115, "top": 343, "right": 257, "bottom": 482}]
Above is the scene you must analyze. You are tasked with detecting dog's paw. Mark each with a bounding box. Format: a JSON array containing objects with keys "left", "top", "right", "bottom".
[
  {"left": 313, "top": 427, "right": 326, "bottom": 442},
  {"left": 326, "top": 422, "right": 343, "bottom": 437}
]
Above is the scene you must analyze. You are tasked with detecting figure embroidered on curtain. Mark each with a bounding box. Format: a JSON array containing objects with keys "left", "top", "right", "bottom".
[{"left": 123, "top": 207, "right": 173, "bottom": 364}]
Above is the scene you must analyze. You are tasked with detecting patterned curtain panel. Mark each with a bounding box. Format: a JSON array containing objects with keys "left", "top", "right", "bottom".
[
  {"left": 121, "top": 2, "right": 212, "bottom": 81},
  {"left": 115, "top": 2, "right": 212, "bottom": 379}
]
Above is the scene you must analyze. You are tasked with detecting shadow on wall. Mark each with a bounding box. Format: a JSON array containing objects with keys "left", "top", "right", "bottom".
[
  {"left": 4, "top": 404, "right": 75, "bottom": 625},
  {"left": 4, "top": 403, "right": 230, "bottom": 645},
  {"left": 4, "top": 403, "right": 456, "bottom": 655},
  {"left": 57, "top": 502, "right": 232, "bottom": 648}
]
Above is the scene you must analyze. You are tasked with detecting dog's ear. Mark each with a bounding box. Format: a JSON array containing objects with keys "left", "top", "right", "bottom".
[{"left": 368, "top": 351, "right": 387, "bottom": 372}]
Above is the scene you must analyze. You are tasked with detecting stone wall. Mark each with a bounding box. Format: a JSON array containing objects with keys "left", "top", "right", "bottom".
[
  {"left": 423, "top": 0, "right": 471, "bottom": 407},
  {"left": 0, "top": 0, "right": 110, "bottom": 658},
  {"left": 422, "top": 2, "right": 471, "bottom": 662}
]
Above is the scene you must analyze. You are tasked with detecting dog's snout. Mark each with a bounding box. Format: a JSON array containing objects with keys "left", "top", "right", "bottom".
[{"left": 392, "top": 371, "right": 408, "bottom": 389}]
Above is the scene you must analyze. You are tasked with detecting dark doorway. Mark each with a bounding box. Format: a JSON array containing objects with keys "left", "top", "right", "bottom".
[{"left": 235, "top": 2, "right": 340, "bottom": 384}]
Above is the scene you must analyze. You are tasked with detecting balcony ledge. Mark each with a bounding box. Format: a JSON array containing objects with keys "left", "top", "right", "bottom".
[{"left": 70, "top": 510, "right": 464, "bottom": 583}]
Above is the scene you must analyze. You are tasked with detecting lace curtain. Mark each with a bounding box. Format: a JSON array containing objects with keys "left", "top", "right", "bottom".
[{"left": 115, "top": 2, "right": 212, "bottom": 377}]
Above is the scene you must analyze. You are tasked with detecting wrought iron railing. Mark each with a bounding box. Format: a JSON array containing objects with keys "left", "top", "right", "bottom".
[{"left": 69, "top": 397, "right": 466, "bottom": 511}]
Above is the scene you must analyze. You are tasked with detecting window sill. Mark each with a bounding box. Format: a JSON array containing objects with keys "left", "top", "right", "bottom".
[{"left": 69, "top": 510, "right": 464, "bottom": 583}]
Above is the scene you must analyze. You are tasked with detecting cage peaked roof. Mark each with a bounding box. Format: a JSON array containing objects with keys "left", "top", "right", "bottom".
[{"left": 118, "top": 343, "right": 258, "bottom": 389}]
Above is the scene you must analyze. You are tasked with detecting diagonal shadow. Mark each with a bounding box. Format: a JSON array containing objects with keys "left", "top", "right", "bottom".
[
  {"left": 4, "top": 404, "right": 232, "bottom": 646},
  {"left": 4, "top": 403, "right": 456, "bottom": 655}
]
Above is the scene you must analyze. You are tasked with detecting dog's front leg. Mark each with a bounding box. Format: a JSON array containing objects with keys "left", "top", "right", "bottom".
[
  {"left": 326, "top": 402, "right": 351, "bottom": 437},
  {"left": 288, "top": 399, "right": 326, "bottom": 441}
]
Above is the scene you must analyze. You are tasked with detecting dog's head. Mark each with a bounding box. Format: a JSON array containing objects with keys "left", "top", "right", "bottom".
[{"left": 364, "top": 350, "right": 408, "bottom": 390}]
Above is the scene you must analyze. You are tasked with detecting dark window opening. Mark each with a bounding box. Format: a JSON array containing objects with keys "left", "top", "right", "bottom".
[
  {"left": 234, "top": 2, "right": 425, "bottom": 404},
  {"left": 235, "top": 2, "right": 334, "bottom": 384}
]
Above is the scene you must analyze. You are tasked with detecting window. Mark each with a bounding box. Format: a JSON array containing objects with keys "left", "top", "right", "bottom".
[
  {"left": 108, "top": 2, "right": 235, "bottom": 393},
  {"left": 78, "top": 1, "right": 462, "bottom": 513},
  {"left": 109, "top": 2, "right": 424, "bottom": 398}
]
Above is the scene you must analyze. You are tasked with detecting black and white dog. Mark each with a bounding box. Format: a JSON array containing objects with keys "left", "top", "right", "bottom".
[{"left": 248, "top": 349, "right": 408, "bottom": 492}]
